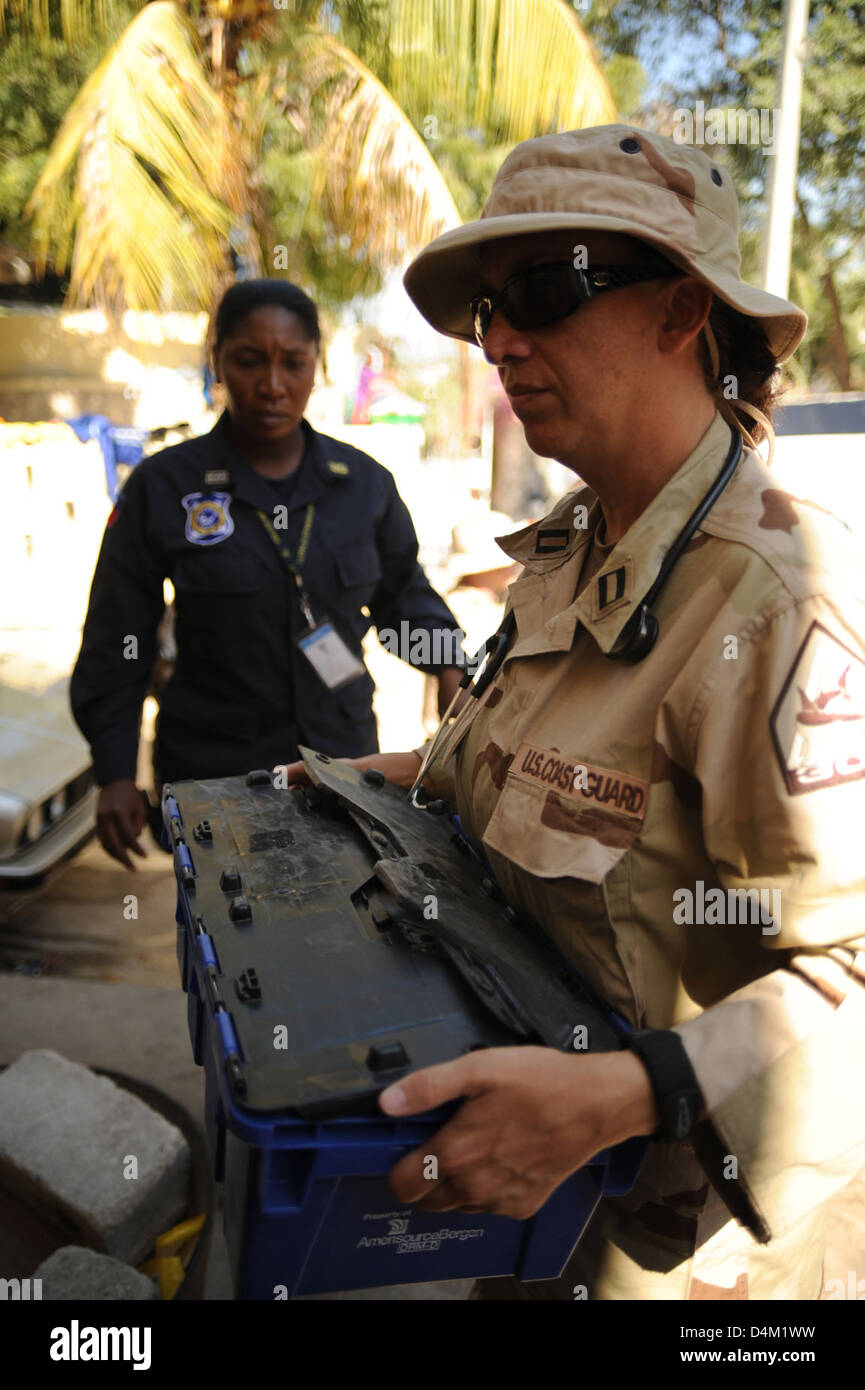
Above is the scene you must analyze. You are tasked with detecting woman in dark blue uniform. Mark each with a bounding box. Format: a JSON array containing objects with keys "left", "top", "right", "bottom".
[{"left": 71, "top": 280, "right": 465, "bottom": 868}]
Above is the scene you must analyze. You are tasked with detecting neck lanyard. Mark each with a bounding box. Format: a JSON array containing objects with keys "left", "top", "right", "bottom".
[
  {"left": 256, "top": 502, "right": 317, "bottom": 627},
  {"left": 408, "top": 612, "right": 515, "bottom": 807}
]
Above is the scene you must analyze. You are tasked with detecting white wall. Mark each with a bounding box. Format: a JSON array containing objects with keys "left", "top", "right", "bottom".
[{"left": 770, "top": 434, "right": 865, "bottom": 533}]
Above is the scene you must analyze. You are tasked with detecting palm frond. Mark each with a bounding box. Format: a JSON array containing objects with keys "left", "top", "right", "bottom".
[
  {"left": 0, "top": 0, "right": 125, "bottom": 46},
  {"left": 387, "top": 0, "right": 616, "bottom": 138},
  {"left": 266, "top": 32, "right": 462, "bottom": 266},
  {"left": 25, "top": 0, "right": 246, "bottom": 309}
]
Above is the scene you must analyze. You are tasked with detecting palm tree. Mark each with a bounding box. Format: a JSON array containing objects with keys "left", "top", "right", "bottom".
[{"left": 2, "top": 0, "right": 616, "bottom": 312}]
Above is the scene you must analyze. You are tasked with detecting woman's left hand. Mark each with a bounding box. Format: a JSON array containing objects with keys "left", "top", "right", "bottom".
[
  {"left": 379, "top": 1046, "right": 659, "bottom": 1219},
  {"left": 273, "top": 750, "right": 423, "bottom": 791}
]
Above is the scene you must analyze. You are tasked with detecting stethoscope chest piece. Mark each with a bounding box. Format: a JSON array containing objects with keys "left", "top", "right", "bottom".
[{"left": 608, "top": 603, "right": 660, "bottom": 663}]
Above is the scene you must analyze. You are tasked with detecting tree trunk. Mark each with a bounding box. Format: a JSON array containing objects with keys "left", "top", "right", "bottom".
[
  {"left": 820, "top": 269, "right": 851, "bottom": 391},
  {"left": 797, "top": 195, "right": 853, "bottom": 391},
  {"left": 491, "top": 395, "right": 529, "bottom": 518}
]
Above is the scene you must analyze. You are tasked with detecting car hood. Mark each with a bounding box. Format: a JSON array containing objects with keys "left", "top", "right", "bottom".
[{"left": 0, "top": 686, "right": 91, "bottom": 807}]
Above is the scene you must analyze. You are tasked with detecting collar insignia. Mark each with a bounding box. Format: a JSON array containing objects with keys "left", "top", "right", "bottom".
[
  {"left": 534, "top": 528, "right": 570, "bottom": 555},
  {"left": 592, "top": 561, "right": 632, "bottom": 619}
]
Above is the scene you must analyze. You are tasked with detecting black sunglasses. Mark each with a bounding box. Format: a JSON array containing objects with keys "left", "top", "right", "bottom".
[{"left": 470, "top": 261, "right": 676, "bottom": 347}]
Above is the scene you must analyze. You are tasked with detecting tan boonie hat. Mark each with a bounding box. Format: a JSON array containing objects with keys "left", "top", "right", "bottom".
[{"left": 403, "top": 124, "right": 807, "bottom": 364}]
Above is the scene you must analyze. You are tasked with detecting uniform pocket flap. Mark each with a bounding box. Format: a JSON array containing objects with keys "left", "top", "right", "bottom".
[
  {"left": 172, "top": 548, "right": 261, "bottom": 595},
  {"left": 335, "top": 544, "right": 382, "bottom": 588},
  {"left": 481, "top": 747, "right": 647, "bottom": 884}
]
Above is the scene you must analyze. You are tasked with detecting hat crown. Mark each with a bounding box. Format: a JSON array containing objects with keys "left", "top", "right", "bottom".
[
  {"left": 402, "top": 122, "right": 807, "bottom": 363},
  {"left": 481, "top": 124, "right": 742, "bottom": 279}
]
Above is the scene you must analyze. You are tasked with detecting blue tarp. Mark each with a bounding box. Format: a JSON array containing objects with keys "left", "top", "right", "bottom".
[{"left": 65, "top": 413, "right": 151, "bottom": 501}]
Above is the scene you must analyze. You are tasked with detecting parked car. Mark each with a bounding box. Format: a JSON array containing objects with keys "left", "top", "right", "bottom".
[{"left": 0, "top": 678, "right": 97, "bottom": 886}]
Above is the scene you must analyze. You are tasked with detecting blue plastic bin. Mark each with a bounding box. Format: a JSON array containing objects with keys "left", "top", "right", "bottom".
[{"left": 169, "top": 776, "right": 647, "bottom": 1298}]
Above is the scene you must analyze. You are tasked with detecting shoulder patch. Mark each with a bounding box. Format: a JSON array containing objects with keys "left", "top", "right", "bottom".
[
  {"left": 105, "top": 480, "right": 130, "bottom": 525},
  {"left": 204, "top": 469, "right": 230, "bottom": 485},
  {"left": 181, "top": 491, "right": 234, "bottom": 546},
  {"left": 770, "top": 621, "right": 865, "bottom": 794},
  {"left": 327, "top": 459, "right": 350, "bottom": 475}
]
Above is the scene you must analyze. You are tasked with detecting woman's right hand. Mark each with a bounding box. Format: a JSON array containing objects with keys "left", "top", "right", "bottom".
[
  {"left": 274, "top": 751, "right": 423, "bottom": 791},
  {"left": 96, "top": 779, "right": 149, "bottom": 870}
]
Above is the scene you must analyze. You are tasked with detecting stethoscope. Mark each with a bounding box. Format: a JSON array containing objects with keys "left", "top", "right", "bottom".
[{"left": 409, "top": 426, "right": 744, "bottom": 808}]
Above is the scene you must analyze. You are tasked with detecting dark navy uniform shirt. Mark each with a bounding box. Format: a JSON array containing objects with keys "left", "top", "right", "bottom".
[{"left": 70, "top": 411, "right": 462, "bottom": 785}]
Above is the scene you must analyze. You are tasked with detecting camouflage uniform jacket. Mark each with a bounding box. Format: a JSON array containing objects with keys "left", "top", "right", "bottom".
[{"left": 419, "top": 410, "right": 865, "bottom": 1298}]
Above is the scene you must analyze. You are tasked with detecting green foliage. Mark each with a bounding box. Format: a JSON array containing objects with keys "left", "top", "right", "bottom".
[
  {"left": 598, "top": 52, "right": 646, "bottom": 120},
  {"left": 582, "top": 0, "right": 865, "bottom": 390},
  {"left": 425, "top": 131, "right": 511, "bottom": 223},
  {"left": 236, "top": 0, "right": 613, "bottom": 307},
  {"left": 256, "top": 132, "right": 385, "bottom": 309},
  {"left": 333, "top": 0, "right": 390, "bottom": 62},
  {"left": 5, "top": 0, "right": 861, "bottom": 395},
  {"left": 0, "top": 3, "right": 139, "bottom": 238},
  {"left": 2, "top": 0, "right": 614, "bottom": 310},
  {"left": 348, "top": 0, "right": 617, "bottom": 230},
  {"left": 580, "top": 0, "right": 647, "bottom": 118}
]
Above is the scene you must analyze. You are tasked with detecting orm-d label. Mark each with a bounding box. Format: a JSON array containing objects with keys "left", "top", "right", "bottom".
[{"left": 512, "top": 743, "right": 649, "bottom": 819}]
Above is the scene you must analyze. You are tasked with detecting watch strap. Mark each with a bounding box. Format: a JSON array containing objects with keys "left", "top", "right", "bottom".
[{"left": 626, "top": 1028, "right": 703, "bottom": 1141}]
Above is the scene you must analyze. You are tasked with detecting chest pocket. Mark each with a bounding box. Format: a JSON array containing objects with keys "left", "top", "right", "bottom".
[
  {"left": 171, "top": 547, "right": 262, "bottom": 595},
  {"left": 477, "top": 767, "right": 647, "bottom": 1025},
  {"left": 170, "top": 548, "right": 263, "bottom": 664},
  {"left": 334, "top": 544, "right": 382, "bottom": 589},
  {"left": 327, "top": 543, "right": 383, "bottom": 615},
  {"left": 480, "top": 770, "right": 643, "bottom": 885}
]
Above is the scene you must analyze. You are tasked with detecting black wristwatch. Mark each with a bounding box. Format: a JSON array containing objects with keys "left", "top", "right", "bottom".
[{"left": 625, "top": 1029, "right": 703, "bottom": 1142}]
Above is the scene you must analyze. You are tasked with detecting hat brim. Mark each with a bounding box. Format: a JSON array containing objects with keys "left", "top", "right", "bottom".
[{"left": 403, "top": 212, "right": 807, "bottom": 363}]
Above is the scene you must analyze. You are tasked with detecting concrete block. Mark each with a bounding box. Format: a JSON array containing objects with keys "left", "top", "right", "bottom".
[
  {"left": 34, "top": 1246, "right": 160, "bottom": 1301},
  {"left": 0, "top": 1050, "right": 190, "bottom": 1265}
]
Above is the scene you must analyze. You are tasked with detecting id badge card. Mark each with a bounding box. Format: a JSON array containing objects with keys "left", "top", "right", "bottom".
[{"left": 297, "top": 621, "right": 366, "bottom": 690}]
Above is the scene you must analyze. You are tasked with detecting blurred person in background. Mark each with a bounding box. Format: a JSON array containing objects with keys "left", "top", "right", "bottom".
[{"left": 70, "top": 279, "right": 465, "bottom": 868}]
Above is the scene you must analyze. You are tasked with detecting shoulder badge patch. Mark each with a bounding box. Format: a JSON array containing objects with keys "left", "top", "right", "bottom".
[
  {"left": 327, "top": 459, "right": 350, "bottom": 475},
  {"left": 181, "top": 491, "right": 234, "bottom": 546},
  {"left": 204, "top": 469, "right": 230, "bottom": 485},
  {"left": 771, "top": 621, "right": 865, "bottom": 794},
  {"left": 106, "top": 484, "right": 127, "bottom": 528}
]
